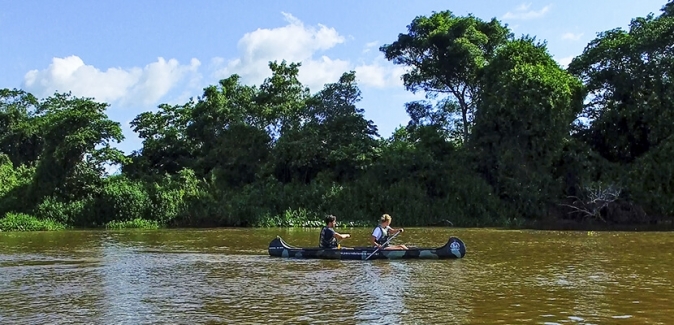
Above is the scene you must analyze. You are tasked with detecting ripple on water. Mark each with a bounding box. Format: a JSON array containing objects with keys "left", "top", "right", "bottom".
[{"left": 1, "top": 229, "right": 674, "bottom": 324}]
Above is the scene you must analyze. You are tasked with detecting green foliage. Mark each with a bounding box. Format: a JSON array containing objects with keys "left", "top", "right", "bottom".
[
  {"left": 0, "top": 154, "right": 34, "bottom": 216},
  {"left": 626, "top": 136, "right": 674, "bottom": 218},
  {"left": 0, "top": 89, "right": 42, "bottom": 167},
  {"left": 568, "top": 10, "right": 674, "bottom": 164},
  {"left": 33, "top": 197, "right": 90, "bottom": 225},
  {"left": 0, "top": 212, "right": 66, "bottom": 232},
  {"left": 471, "top": 37, "right": 584, "bottom": 218},
  {"left": 663, "top": 0, "right": 674, "bottom": 17},
  {"left": 87, "top": 176, "right": 151, "bottom": 226},
  {"left": 31, "top": 92, "right": 125, "bottom": 203},
  {"left": 380, "top": 11, "right": 512, "bottom": 142},
  {"left": 0, "top": 154, "right": 19, "bottom": 197},
  {"left": 145, "top": 169, "right": 200, "bottom": 225},
  {"left": 105, "top": 218, "right": 161, "bottom": 230},
  {"left": 2, "top": 4, "right": 674, "bottom": 230},
  {"left": 125, "top": 101, "right": 197, "bottom": 179},
  {"left": 255, "top": 208, "right": 323, "bottom": 227}
]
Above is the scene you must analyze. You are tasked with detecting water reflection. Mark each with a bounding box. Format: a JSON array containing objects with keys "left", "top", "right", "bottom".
[
  {"left": 99, "top": 240, "right": 163, "bottom": 324},
  {"left": 350, "top": 261, "right": 408, "bottom": 324},
  {"left": 1, "top": 228, "right": 673, "bottom": 324},
  {"left": 207, "top": 257, "right": 365, "bottom": 324},
  {"left": 403, "top": 259, "right": 473, "bottom": 324}
]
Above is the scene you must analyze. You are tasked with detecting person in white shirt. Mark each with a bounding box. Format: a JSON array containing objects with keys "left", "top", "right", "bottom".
[{"left": 371, "top": 214, "right": 408, "bottom": 250}]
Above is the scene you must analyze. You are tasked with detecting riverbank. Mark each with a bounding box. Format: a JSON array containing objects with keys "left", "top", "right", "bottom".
[
  {"left": 2, "top": 213, "right": 672, "bottom": 232},
  {"left": 0, "top": 213, "right": 159, "bottom": 232}
]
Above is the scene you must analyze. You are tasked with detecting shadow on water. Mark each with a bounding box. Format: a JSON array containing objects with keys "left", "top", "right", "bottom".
[{"left": 0, "top": 227, "right": 673, "bottom": 324}]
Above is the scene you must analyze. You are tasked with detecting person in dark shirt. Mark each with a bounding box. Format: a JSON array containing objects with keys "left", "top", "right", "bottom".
[{"left": 319, "top": 215, "right": 351, "bottom": 249}]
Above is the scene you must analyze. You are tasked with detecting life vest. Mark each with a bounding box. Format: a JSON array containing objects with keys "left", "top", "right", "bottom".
[
  {"left": 319, "top": 226, "right": 337, "bottom": 248},
  {"left": 373, "top": 225, "right": 390, "bottom": 246}
]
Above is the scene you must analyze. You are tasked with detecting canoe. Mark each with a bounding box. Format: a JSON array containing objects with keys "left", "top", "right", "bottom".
[{"left": 267, "top": 236, "right": 466, "bottom": 260}]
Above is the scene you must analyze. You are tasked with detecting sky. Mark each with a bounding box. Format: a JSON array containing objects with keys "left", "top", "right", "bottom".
[{"left": 1, "top": 0, "right": 669, "bottom": 162}]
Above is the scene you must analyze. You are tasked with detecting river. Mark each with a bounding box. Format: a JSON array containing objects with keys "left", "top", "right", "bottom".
[{"left": 0, "top": 227, "right": 672, "bottom": 324}]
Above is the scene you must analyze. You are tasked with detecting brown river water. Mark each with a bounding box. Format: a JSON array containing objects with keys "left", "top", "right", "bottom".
[{"left": 0, "top": 227, "right": 672, "bottom": 324}]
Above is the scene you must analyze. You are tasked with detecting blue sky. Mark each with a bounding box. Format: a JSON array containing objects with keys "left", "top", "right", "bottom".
[{"left": 1, "top": 0, "right": 669, "bottom": 159}]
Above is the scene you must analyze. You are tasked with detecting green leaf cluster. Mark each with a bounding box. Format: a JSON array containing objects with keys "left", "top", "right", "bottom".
[{"left": 2, "top": 1, "right": 674, "bottom": 230}]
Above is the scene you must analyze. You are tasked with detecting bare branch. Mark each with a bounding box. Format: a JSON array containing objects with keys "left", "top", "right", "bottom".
[{"left": 558, "top": 183, "right": 622, "bottom": 222}]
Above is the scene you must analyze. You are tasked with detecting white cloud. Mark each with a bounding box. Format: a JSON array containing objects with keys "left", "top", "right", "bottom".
[
  {"left": 297, "top": 56, "right": 352, "bottom": 90},
  {"left": 354, "top": 58, "right": 407, "bottom": 88},
  {"left": 561, "top": 32, "right": 584, "bottom": 41},
  {"left": 503, "top": 3, "right": 551, "bottom": 20},
  {"left": 22, "top": 55, "right": 200, "bottom": 106},
  {"left": 557, "top": 55, "right": 575, "bottom": 68},
  {"left": 23, "top": 12, "right": 404, "bottom": 113},
  {"left": 214, "top": 12, "right": 402, "bottom": 91},
  {"left": 124, "top": 58, "right": 200, "bottom": 106},
  {"left": 213, "top": 12, "right": 345, "bottom": 90},
  {"left": 363, "top": 41, "right": 379, "bottom": 53},
  {"left": 516, "top": 3, "right": 532, "bottom": 11}
]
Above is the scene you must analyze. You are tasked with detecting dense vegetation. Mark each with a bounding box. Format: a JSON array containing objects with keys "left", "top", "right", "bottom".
[{"left": 2, "top": 2, "right": 674, "bottom": 231}]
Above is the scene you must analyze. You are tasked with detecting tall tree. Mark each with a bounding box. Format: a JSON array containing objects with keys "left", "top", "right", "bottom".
[
  {"left": 380, "top": 11, "right": 511, "bottom": 143},
  {"left": 0, "top": 89, "right": 42, "bottom": 166},
  {"left": 186, "top": 73, "right": 266, "bottom": 184},
  {"left": 125, "top": 101, "right": 197, "bottom": 179},
  {"left": 273, "top": 71, "right": 379, "bottom": 183},
  {"left": 568, "top": 7, "right": 674, "bottom": 164},
  {"left": 32, "top": 92, "right": 125, "bottom": 201},
  {"left": 471, "top": 38, "right": 584, "bottom": 217},
  {"left": 254, "top": 61, "right": 311, "bottom": 140}
]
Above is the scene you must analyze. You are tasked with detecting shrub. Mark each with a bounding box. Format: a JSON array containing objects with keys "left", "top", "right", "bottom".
[{"left": 0, "top": 212, "right": 66, "bottom": 232}]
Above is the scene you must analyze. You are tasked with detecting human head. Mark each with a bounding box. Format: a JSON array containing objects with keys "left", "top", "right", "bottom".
[
  {"left": 380, "top": 214, "right": 392, "bottom": 227},
  {"left": 325, "top": 215, "right": 337, "bottom": 227}
]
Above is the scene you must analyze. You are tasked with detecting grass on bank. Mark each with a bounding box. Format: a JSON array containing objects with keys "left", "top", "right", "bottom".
[
  {"left": 105, "top": 218, "right": 162, "bottom": 230},
  {"left": 253, "top": 208, "right": 375, "bottom": 228},
  {"left": 5, "top": 207, "right": 650, "bottom": 232},
  {"left": 0, "top": 212, "right": 66, "bottom": 232},
  {"left": 0, "top": 213, "right": 162, "bottom": 232},
  {"left": 0, "top": 207, "right": 528, "bottom": 232},
  {"left": 251, "top": 207, "right": 526, "bottom": 229}
]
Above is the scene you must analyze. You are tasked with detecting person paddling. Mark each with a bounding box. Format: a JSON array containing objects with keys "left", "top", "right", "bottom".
[
  {"left": 319, "top": 215, "right": 351, "bottom": 249},
  {"left": 371, "top": 214, "right": 408, "bottom": 250}
]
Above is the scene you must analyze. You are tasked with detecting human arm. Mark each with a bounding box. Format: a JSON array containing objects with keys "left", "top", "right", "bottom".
[
  {"left": 334, "top": 232, "right": 350, "bottom": 240},
  {"left": 371, "top": 236, "right": 383, "bottom": 248},
  {"left": 389, "top": 226, "right": 404, "bottom": 235}
]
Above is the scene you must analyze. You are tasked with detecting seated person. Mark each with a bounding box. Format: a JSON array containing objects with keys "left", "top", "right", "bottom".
[
  {"left": 371, "top": 214, "right": 408, "bottom": 250},
  {"left": 319, "top": 215, "right": 351, "bottom": 249}
]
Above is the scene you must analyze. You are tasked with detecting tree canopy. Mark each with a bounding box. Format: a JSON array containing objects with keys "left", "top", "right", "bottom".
[{"left": 2, "top": 2, "right": 674, "bottom": 231}]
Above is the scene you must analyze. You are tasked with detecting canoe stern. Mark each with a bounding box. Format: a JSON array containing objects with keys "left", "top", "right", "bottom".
[
  {"left": 441, "top": 236, "right": 467, "bottom": 258},
  {"left": 268, "top": 236, "right": 292, "bottom": 257}
]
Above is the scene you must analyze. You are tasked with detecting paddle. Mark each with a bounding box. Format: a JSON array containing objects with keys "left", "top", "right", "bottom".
[{"left": 365, "top": 230, "right": 402, "bottom": 260}]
